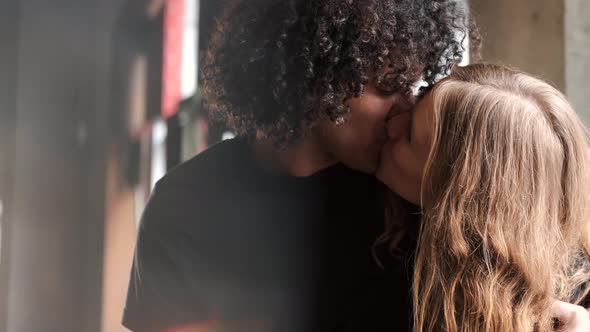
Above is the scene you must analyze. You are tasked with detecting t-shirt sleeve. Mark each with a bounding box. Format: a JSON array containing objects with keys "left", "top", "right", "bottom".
[{"left": 122, "top": 183, "right": 214, "bottom": 332}]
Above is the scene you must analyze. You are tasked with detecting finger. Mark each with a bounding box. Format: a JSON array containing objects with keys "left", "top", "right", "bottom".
[
  {"left": 551, "top": 301, "right": 571, "bottom": 321},
  {"left": 551, "top": 301, "right": 586, "bottom": 322}
]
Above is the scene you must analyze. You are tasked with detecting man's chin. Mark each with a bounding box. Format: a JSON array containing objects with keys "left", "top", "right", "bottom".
[
  {"left": 372, "top": 140, "right": 390, "bottom": 173},
  {"left": 341, "top": 156, "right": 379, "bottom": 175},
  {"left": 374, "top": 163, "right": 387, "bottom": 183},
  {"left": 362, "top": 152, "right": 382, "bottom": 175},
  {"left": 349, "top": 163, "right": 378, "bottom": 175},
  {"left": 374, "top": 147, "right": 393, "bottom": 183},
  {"left": 340, "top": 146, "right": 383, "bottom": 174}
]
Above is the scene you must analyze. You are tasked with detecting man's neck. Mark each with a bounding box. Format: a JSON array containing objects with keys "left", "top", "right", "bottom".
[{"left": 251, "top": 133, "right": 338, "bottom": 177}]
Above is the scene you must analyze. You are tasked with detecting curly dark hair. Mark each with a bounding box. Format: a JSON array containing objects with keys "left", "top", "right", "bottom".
[{"left": 202, "top": 0, "right": 479, "bottom": 146}]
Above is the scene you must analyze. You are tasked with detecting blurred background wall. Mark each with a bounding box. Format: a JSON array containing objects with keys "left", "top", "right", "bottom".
[
  {"left": 0, "top": 1, "right": 588, "bottom": 332},
  {"left": 470, "top": 0, "right": 590, "bottom": 122}
]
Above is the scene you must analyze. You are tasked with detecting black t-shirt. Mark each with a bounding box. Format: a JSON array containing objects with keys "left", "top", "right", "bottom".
[{"left": 123, "top": 138, "right": 417, "bottom": 332}]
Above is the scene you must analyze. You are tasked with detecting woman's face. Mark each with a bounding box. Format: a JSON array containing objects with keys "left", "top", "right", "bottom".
[{"left": 375, "top": 90, "right": 435, "bottom": 206}]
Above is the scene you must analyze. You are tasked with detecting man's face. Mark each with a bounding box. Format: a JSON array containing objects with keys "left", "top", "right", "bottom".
[{"left": 312, "top": 81, "right": 415, "bottom": 174}]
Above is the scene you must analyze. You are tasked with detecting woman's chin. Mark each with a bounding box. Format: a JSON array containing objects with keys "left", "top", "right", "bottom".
[{"left": 376, "top": 166, "right": 423, "bottom": 206}]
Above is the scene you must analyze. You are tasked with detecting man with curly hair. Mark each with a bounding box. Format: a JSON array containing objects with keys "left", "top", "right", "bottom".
[{"left": 123, "top": 0, "right": 473, "bottom": 331}]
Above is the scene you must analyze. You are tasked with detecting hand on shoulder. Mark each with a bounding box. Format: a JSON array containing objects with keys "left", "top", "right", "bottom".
[{"left": 552, "top": 300, "right": 590, "bottom": 331}]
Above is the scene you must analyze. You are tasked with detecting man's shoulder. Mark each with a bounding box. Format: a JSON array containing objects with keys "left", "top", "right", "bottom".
[
  {"left": 141, "top": 138, "right": 251, "bottom": 226},
  {"left": 157, "top": 138, "right": 250, "bottom": 190},
  {"left": 138, "top": 139, "right": 252, "bottom": 233}
]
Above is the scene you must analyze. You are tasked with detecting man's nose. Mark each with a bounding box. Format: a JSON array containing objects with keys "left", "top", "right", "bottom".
[
  {"left": 386, "top": 92, "right": 415, "bottom": 120},
  {"left": 398, "top": 92, "right": 416, "bottom": 113},
  {"left": 387, "top": 111, "right": 411, "bottom": 140}
]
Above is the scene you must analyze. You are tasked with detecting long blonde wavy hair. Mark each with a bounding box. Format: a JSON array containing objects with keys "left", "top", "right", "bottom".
[{"left": 397, "top": 64, "right": 590, "bottom": 331}]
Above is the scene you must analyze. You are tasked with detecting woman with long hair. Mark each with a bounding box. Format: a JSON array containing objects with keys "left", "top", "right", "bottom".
[{"left": 376, "top": 64, "right": 590, "bottom": 331}]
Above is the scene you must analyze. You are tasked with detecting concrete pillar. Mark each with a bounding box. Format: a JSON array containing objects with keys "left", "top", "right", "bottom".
[
  {"left": 565, "top": 0, "right": 590, "bottom": 124},
  {"left": 0, "top": 1, "right": 20, "bottom": 331},
  {"left": 4, "top": 1, "right": 111, "bottom": 331}
]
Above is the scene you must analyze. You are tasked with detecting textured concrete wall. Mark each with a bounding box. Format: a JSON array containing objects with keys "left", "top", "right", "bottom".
[
  {"left": 565, "top": 0, "right": 590, "bottom": 124},
  {"left": 470, "top": 0, "right": 590, "bottom": 124},
  {"left": 470, "top": 0, "right": 565, "bottom": 90}
]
